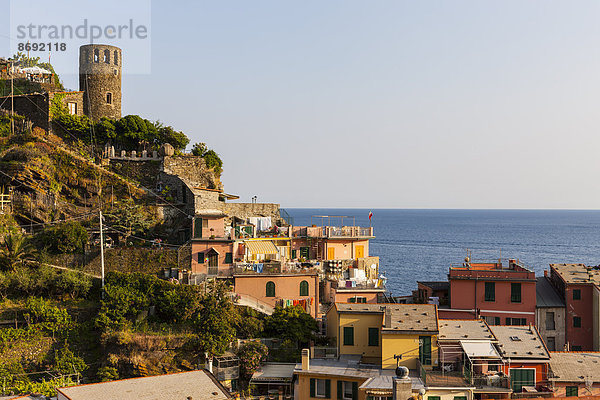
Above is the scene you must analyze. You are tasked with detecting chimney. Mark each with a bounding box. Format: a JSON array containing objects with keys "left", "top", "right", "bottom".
[
  {"left": 393, "top": 375, "right": 412, "bottom": 400},
  {"left": 206, "top": 357, "right": 213, "bottom": 373},
  {"left": 302, "top": 348, "right": 310, "bottom": 371},
  {"left": 544, "top": 270, "right": 548, "bottom": 277}
]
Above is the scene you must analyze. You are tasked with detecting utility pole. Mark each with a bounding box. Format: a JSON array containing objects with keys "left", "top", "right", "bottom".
[
  {"left": 10, "top": 60, "right": 14, "bottom": 137},
  {"left": 99, "top": 209, "right": 105, "bottom": 298}
]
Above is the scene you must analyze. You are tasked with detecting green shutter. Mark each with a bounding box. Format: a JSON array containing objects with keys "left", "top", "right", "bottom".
[
  {"left": 337, "top": 381, "right": 343, "bottom": 400},
  {"left": 266, "top": 281, "right": 275, "bottom": 297},
  {"left": 194, "top": 218, "right": 203, "bottom": 238},
  {"left": 420, "top": 336, "right": 432, "bottom": 365},
  {"left": 300, "top": 280, "right": 309, "bottom": 296},
  {"left": 566, "top": 386, "right": 578, "bottom": 397},
  {"left": 343, "top": 327, "right": 354, "bottom": 346},
  {"left": 325, "top": 379, "right": 331, "bottom": 399},
  {"left": 511, "top": 283, "right": 522, "bottom": 302},
  {"left": 225, "top": 252, "right": 233, "bottom": 264},
  {"left": 198, "top": 252, "right": 204, "bottom": 263},
  {"left": 245, "top": 226, "right": 253, "bottom": 236},
  {"left": 428, "top": 397, "right": 441, "bottom": 400},
  {"left": 573, "top": 289, "right": 581, "bottom": 300},
  {"left": 351, "top": 382, "right": 358, "bottom": 400},
  {"left": 300, "top": 246, "right": 309, "bottom": 258},
  {"left": 368, "top": 327, "right": 379, "bottom": 346},
  {"left": 454, "top": 397, "right": 467, "bottom": 400},
  {"left": 495, "top": 317, "right": 500, "bottom": 325},
  {"left": 511, "top": 368, "right": 534, "bottom": 392},
  {"left": 310, "top": 378, "right": 316, "bottom": 397},
  {"left": 574, "top": 316, "right": 581, "bottom": 328},
  {"left": 349, "top": 297, "right": 356, "bottom": 303},
  {"left": 485, "top": 282, "right": 495, "bottom": 301},
  {"left": 292, "top": 249, "right": 297, "bottom": 259}
]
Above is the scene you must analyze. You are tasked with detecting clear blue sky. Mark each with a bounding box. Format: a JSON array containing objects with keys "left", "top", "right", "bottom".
[{"left": 2, "top": 1, "right": 600, "bottom": 209}]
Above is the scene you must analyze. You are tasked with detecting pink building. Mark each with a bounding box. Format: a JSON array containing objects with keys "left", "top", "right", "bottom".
[
  {"left": 441, "top": 259, "right": 537, "bottom": 326},
  {"left": 233, "top": 273, "right": 319, "bottom": 318}
]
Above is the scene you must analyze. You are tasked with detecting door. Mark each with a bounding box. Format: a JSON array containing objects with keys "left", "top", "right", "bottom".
[
  {"left": 355, "top": 245, "right": 364, "bottom": 259},
  {"left": 327, "top": 247, "right": 335, "bottom": 260},
  {"left": 208, "top": 251, "right": 219, "bottom": 275},
  {"left": 510, "top": 368, "right": 535, "bottom": 392}
]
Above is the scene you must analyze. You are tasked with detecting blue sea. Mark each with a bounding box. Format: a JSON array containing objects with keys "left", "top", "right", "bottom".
[{"left": 285, "top": 209, "right": 600, "bottom": 296}]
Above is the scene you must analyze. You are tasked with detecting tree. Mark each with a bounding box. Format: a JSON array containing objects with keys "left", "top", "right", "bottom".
[
  {"left": 193, "top": 281, "right": 238, "bottom": 356},
  {"left": 38, "top": 221, "right": 88, "bottom": 254},
  {"left": 264, "top": 306, "right": 317, "bottom": 345},
  {"left": 53, "top": 344, "right": 88, "bottom": 375},
  {"left": 202, "top": 150, "right": 223, "bottom": 175},
  {"left": 103, "top": 199, "right": 153, "bottom": 242},
  {"left": 0, "top": 234, "right": 35, "bottom": 272},
  {"left": 237, "top": 341, "right": 268, "bottom": 380},
  {"left": 191, "top": 142, "right": 207, "bottom": 156}
]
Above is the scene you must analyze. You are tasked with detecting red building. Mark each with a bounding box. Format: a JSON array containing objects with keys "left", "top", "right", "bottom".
[
  {"left": 547, "top": 263, "right": 600, "bottom": 351},
  {"left": 441, "top": 259, "right": 537, "bottom": 326}
]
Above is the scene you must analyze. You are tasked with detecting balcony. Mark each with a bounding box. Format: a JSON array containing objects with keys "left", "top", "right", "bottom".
[
  {"left": 291, "top": 225, "right": 374, "bottom": 239},
  {"left": 471, "top": 374, "right": 510, "bottom": 390},
  {"left": 418, "top": 360, "right": 470, "bottom": 387}
]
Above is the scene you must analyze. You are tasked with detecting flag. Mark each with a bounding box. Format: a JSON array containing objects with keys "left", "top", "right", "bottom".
[{"left": 368, "top": 211, "right": 373, "bottom": 221}]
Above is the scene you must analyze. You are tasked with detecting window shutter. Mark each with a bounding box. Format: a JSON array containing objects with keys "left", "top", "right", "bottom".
[
  {"left": 225, "top": 252, "right": 233, "bottom": 264},
  {"left": 310, "top": 378, "right": 315, "bottom": 398},
  {"left": 292, "top": 249, "right": 297, "bottom": 259},
  {"left": 194, "top": 218, "right": 203, "bottom": 238},
  {"left": 198, "top": 252, "right": 204, "bottom": 263},
  {"left": 300, "top": 280, "right": 309, "bottom": 296},
  {"left": 343, "top": 327, "right": 354, "bottom": 346},
  {"left": 351, "top": 382, "right": 358, "bottom": 400},
  {"left": 325, "top": 379, "right": 331, "bottom": 399},
  {"left": 368, "top": 327, "right": 379, "bottom": 346},
  {"left": 337, "top": 381, "right": 343, "bottom": 400}
]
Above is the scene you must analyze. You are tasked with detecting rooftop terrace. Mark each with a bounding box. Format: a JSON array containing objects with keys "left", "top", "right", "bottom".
[{"left": 550, "top": 263, "right": 600, "bottom": 285}]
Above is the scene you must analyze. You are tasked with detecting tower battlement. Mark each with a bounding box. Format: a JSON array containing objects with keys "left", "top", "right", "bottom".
[{"left": 79, "top": 44, "right": 122, "bottom": 121}]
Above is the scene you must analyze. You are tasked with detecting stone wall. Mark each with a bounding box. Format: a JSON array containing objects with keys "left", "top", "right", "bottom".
[
  {"left": 162, "top": 155, "right": 219, "bottom": 190},
  {"left": 0, "top": 93, "right": 49, "bottom": 131},
  {"left": 222, "top": 202, "right": 281, "bottom": 220}
]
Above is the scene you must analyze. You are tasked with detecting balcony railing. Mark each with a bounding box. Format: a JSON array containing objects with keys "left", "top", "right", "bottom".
[
  {"left": 472, "top": 374, "right": 510, "bottom": 389},
  {"left": 418, "top": 360, "right": 470, "bottom": 387},
  {"left": 312, "top": 347, "right": 338, "bottom": 359},
  {"left": 291, "top": 226, "right": 374, "bottom": 238}
]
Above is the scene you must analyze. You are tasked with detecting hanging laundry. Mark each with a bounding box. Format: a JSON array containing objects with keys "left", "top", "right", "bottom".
[{"left": 256, "top": 263, "right": 263, "bottom": 273}]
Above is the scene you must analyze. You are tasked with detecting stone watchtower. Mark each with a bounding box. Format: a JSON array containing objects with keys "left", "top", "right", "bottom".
[{"left": 79, "top": 44, "right": 122, "bottom": 121}]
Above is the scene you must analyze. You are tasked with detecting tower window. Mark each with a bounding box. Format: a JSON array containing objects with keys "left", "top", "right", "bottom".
[
  {"left": 106, "top": 93, "right": 112, "bottom": 104},
  {"left": 67, "top": 102, "right": 77, "bottom": 115},
  {"left": 104, "top": 49, "right": 110, "bottom": 64},
  {"left": 114, "top": 50, "right": 119, "bottom": 65},
  {"left": 94, "top": 49, "right": 99, "bottom": 63}
]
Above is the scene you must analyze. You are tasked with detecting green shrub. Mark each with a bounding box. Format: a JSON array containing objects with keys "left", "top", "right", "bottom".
[{"left": 37, "top": 221, "right": 88, "bottom": 254}]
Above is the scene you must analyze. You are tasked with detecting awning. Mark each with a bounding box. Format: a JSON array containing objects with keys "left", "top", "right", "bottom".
[
  {"left": 460, "top": 340, "right": 501, "bottom": 359},
  {"left": 244, "top": 240, "right": 278, "bottom": 255}
]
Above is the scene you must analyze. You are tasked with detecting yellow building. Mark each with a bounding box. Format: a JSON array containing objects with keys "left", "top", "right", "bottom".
[
  {"left": 326, "top": 303, "right": 439, "bottom": 370},
  {"left": 294, "top": 348, "right": 474, "bottom": 400}
]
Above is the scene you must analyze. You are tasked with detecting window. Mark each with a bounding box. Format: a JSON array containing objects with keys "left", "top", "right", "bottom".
[
  {"left": 310, "top": 378, "right": 330, "bottom": 398},
  {"left": 454, "top": 397, "right": 467, "bottom": 400},
  {"left": 67, "top": 102, "right": 77, "bottom": 115},
  {"left": 574, "top": 316, "right": 581, "bottom": 328},
  {"left": 300, "top": 246, "right": 309, "bottom": 259},
  {"left": 368, "top": 327, "right": 379, "bottom": 346},
  {"left": 566, "top": 386, "right": 578, "bottom": 397},
  {"left": 510, "top": 368, "right": 535, "bottom": 392},
  {"left": 546, "top": 312, "right": 555, "bottom": 330},
  {"left": 572, "top": 345, "right": 582, "bottom": 351},
  {"left": 225, "top": 252, "right": 233, "bottom": 264},
  {"left": 94, "top": 48, "right": 99, "bottom": 62},
  {"left": 419, "top": 336, "right": 432, "bottom": 365},
  {"left": 197, "top": 252, "right": 204, "bottom": 263},
  {"left": 114, "top": 50, "right": 119, "bottom": 65},
  {"left": 106, "top": 92, "right": 113, "bottom": 104},
  {"left": 337, "top": 381, "right": 357, "bottom": 400},
  {"left": 300, "top": 280, "right": 309, "bottom": 296},
  {"left": 547, "top": 337, "right": 556, "bottom": 351},
  {"left": 495, "top": 316, "right": 501, "bottom": 325},
  {"left": 350, "top": 296, "right": 366, "bottom": 303},
  {"left": 266, "top": 281, "right": 275, "bottom": 297},
  {"left": 573, "top": 289, "right": 581, "bottom": 300},
  {"left": 511, "top": 283, "right": 522, "bottom": 303},
  {"left": 343, "top": 327, "right": 354, "bottom": 346},
  {"left": 292, "top": 249, "right": 297, "bottom": 259},
  {"left": 427, "top": 397, "right": 441, "bottom": 400},
  {"left": 103, "top": 49, "right": 110, "bottom": 63},
  {"left": 485, "top": 282, "right": 495, "bottom": 301},
  {"left": 194, "top": 218, "right": 203, "bottom": 238}
]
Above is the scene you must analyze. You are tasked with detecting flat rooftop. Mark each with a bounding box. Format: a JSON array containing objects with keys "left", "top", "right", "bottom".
[
  {"left": 489, "top": 325, "right": 550, "bottom": 360},
  {"left": 551, "top": 263, "right": 600, "bottom": 285},
  {"left": 438, "top": 319, "right": 496, "bottom": 341},
  {"left": 383, "top": 304, "right": 438, "bottom": 334},
  {"left": 57, "top": 370, "right": 230, "bottom": 400}
]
